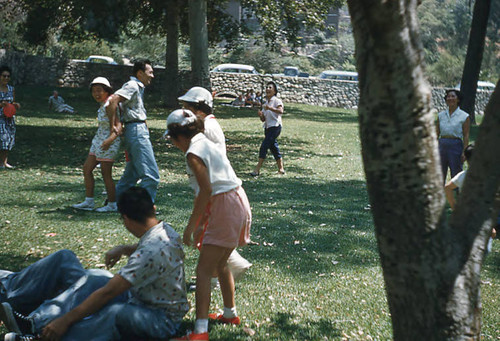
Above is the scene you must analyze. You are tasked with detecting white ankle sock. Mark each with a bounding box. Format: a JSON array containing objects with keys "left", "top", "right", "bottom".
[
  {"left": 85, "top": 197, "right": 94, "bottom": 203},
  {"left": 223, "top": 306, "right": 237, "bottom": 318},
  {"left": 108, "top": 201, "right": 117, "bottom": 208},
  {"left": 194, "top": 319, "right": 208, "bottom": 334}
]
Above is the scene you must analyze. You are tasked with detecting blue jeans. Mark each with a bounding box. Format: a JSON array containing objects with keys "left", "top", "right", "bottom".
[
  {"left": 439, "top": 138, "right": 463, "bottom": 183},
  {"left": 0, "top": 250, "right": 180, "bottom": 340},
  {"left": 259, "top": 125, "right": 282, "bottom": 160},
  {"left": 116, "top": 122, "right": 160, "bottom": 202}
]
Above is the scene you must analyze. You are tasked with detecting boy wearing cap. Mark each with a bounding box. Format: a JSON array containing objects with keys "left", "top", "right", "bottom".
[
  {"left": 72, "top": 77, "right": 121, "bottom": 212},
  {"left": 106, "top": 60, "right": 160, "bottom": 202}
]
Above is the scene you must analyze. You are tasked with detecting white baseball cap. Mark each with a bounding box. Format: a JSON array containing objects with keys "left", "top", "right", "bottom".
[
  {"left": 163, "top": 109, "right": 197, "bottom": 138},
  {"left": 90, "top": 77, "right": 111, "bottom": 88},
  {"left": 178, "top": 86, "right": 213, "bottom": 109}
]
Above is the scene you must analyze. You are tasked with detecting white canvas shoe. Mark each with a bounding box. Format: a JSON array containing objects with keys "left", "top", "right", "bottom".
[
  {"left": 95, "top": 203, "right": 117, "bottom": 213},
  {"left": 72, "top": 200, "right": 94, "bottom": 210}
]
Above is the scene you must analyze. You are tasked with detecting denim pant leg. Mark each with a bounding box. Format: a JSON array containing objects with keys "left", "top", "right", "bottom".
[
  {"left": 29, "top": 270, "right": 127, "bottom": 334},
  {"left": 439, "top": 139, "right": 463, "bottom": 182},
  {"left": 60, "top": 303, "right": 125, "bottom": 341},
  {"left": 438, "top": 139, "right": 450, "bottom": 182},
  {"left": 116, "top": 123, "right": 160, "bottom": 202},
  {"left": 115, "top": 303, "right": 180, "bottom": 340},
  {"left": 448, "top": 140, "right": 463, "bottom": 179},
  {"left": 259, "top": 126, "right": 282, "bottom": 160},
  {"left": 0, "top": 250, "right": 86, "bottom": 314}
]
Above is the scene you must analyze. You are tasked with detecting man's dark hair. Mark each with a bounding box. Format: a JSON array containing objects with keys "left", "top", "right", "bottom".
[
  {"left": 464, "top": 143, "right": 474, "bottom": 161},
  {"left": 117, "top": 187, "right": 155, "bottom": 223},
  {"left": 133, "top": 59, "right": 152, "bottom": 77}
]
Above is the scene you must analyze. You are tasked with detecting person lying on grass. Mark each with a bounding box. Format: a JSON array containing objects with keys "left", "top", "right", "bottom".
[{"left": 0, "top": 187, "right": 189, "bottom": 341}]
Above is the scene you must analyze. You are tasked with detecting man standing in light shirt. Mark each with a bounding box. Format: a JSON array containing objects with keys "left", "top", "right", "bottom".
[{"left": 106, "top": 60, "right": 160, "bottom": 202}]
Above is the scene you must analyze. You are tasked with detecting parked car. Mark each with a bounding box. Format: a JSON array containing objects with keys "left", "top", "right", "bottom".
[
  {"left": 283, "top": 66, "right": 309, "bottom": 78},
  {"left": 211, "top": 63, "right": 259, "bottom": 75},
  {"left": 455, "top": 81, "right": 495, "bottom": 91},
  {"left": 319, "top": 70, "right": 358, "bottom": 81},
  {"left": 84, "top": 55, "right": 118, "bottom": 65}
]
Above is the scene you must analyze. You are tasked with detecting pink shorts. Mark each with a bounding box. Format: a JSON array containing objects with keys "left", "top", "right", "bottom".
[{"left": 202, "top": 187, "right": 252, "bottom": 249}]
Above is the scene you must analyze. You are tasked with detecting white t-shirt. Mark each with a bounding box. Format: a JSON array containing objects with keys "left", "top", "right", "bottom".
[
  {"left": 203, "top": 114, "right": 226, "bottom": 155},
  {"left": 185, "top": 133, "right": 241, "bottom": 196},
  {"left": 263, "top": 96, "right": 284, "bottom": 128}
]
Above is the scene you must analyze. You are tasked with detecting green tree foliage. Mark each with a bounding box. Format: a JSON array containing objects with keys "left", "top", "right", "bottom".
[
  {"left": 418, "top": 0, "right": 499, "bottom": 86},
  {"left": 241, "top": 0, "right": 344, "bottom": 48}
]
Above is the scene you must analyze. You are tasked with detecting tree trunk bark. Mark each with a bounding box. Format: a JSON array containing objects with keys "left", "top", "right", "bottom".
[
  {"left": 346, "top": 0, "right": 500, "bottom": 339},
  {"left": 164, "top": 0, "right": 180, "bottom": 108},
  {"left": 188, "top": 0, "right": 210, "bottom": 89},
  {"left": 460, "top": 0, "right": 492, "bottom": 124}
]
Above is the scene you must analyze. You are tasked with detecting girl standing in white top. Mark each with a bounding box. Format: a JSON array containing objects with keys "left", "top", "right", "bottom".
[
  {"left": 251, "top": 81, "right": 285, "bottom": 176},
  {"left": 166, "top": 109, "right": 251, "bottom": 341},
  {"left": 73, "top": 77, "right": 121, "bottom": 212}
]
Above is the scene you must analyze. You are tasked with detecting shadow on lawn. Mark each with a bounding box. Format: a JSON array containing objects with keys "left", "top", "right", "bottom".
[
  {"left": 179, "top": 312, "right": 341, "bottom": 340},
  {"left": 240, "top": 177, "right": 377, "bottom": 271},
  {"left": 0, "top": 253, "right": 42, "bottom": 272}
]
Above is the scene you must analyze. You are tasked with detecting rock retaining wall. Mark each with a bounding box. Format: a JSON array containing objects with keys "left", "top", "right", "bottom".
[{"left": 1, "top": 49, "right": 493, "bottom": 114}]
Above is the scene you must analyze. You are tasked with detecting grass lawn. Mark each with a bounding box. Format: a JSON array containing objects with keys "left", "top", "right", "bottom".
[{"left": 0, "top": 86, "right": 498, "bottom": 340}]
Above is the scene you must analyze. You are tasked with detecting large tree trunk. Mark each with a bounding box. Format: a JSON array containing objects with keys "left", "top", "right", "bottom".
[
  {"left": 346, "top": 0, "right": 500, "bottom": 339},
  {"left": 188, "top": 0, "right": 210, "bottom": 89},
  {"left": 164, "top": 0, "right": 181, "bottom": 108},
  {"left": 460, "top": 0, "right": 492, "bottom": 124}
]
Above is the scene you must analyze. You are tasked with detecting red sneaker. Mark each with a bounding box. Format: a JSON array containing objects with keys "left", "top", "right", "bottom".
[
  {"left": 170, "top": 331, "right": 209, "bottom": 341},
  {"left": 208, "top": 313, "right": 241, "bottom": 325}
]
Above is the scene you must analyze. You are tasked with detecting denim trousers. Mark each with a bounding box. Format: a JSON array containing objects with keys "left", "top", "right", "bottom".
[
  {"left": 259, "top": 125, "right": 282, "bottom": 160},
  {"left": 439, "top": 138, "right": 463, "bottom": 182},
  {"left": 0, "top": 250, "right": 179, "bottom": 340},
  {"left": 116, "top": 122, "right": 160, "bottom": 202}
]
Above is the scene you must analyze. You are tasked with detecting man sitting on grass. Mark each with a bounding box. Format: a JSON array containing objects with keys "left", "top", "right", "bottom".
[
  {"left": 48, "top": 91, "right": 76, "bottom": 114},
  {"left": 0, "top": 187, "right": 189, "bottom": 341}
]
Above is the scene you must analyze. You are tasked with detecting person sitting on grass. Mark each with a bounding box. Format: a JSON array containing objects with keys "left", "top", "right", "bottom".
[
  {"left": 444, "top": 144, "right": 496, "bottom": 253},
  {"left": 0, "top": 187, "right": 189, "bottom": 341},
  {"left": 48, "top": 91, "right": 76, "bottom": 114}
]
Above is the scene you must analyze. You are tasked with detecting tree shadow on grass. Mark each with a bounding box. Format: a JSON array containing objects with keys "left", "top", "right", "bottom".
[
  {"left": 13, "top": 125, "right": 97, "bottom": 169},
  {"left": 238, "top": 177, "right": 377, "bottom": 272},
  {"left": 0, "top": 253, "right": 42, "bottom": 272},
  {"left": 176, "top": 312, "right": 341, "bottom": 341}
]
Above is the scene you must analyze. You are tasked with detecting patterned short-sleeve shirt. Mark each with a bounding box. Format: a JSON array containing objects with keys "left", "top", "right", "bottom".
[{"left": 118, "top": 221, "right": 189, "bottom": 322}]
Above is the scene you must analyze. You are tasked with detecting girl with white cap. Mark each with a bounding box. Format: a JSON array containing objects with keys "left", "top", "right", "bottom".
[
  {"left": 178, "top": 86, "right": 252, "bottom": 284},
  {"left": 72, "top": 77, "right": 121, "bottom": 212},
  {"left": 166, "top": 109, "right": 251, "bottom": 341}
]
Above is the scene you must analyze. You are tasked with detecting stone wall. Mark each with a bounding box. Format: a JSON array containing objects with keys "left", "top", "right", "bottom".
[{"left": 1, "top": 49, "right": 493, "bottom": 114}]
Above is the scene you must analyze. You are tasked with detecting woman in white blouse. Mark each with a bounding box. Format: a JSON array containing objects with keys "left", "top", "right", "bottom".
[
  {"left": 436, "top": 89, "right": 470, "bottom": 183},
  {"left": 250, "top": 81, "right": 285, "bottom": 176}
]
